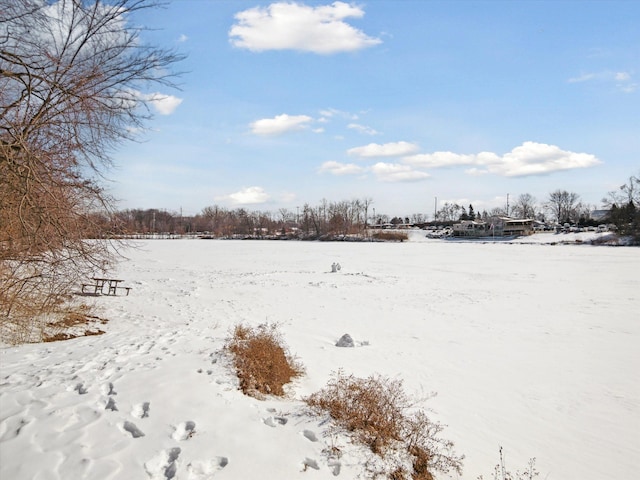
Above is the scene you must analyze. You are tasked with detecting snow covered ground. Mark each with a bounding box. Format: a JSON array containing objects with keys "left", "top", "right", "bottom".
[{"left": 1, "top": 238, "right": 638, "bottom": 479}]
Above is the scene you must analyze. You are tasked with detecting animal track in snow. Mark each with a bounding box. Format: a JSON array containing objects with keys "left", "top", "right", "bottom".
[
  {"left": 186, "top": 457, "right": 228, "bottom": 479},
  {"left": 122, "top": 421, "right": 145, "bottom": 438},
  {"left": 172, "top": 421, "right": 196, "bottom": 441},
  {"left": 132, "top": 402, "right": 151, "bottom": 419},
  {"left": 145, "top": 447, "right": 181, "bottom": 480}
]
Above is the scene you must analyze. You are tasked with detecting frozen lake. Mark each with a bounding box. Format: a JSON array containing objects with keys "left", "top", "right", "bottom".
[{"left": 1, "top": 239, "right": 638, "bottom": 479}]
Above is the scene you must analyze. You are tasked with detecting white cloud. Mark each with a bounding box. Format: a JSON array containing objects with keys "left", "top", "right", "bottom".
[
  {"left": 178, "top": 34, "right": 188, "bottom": 43},
  {"left": 619, "top": 83, "right": 638, "bottom": 93},
  {"left": 348, "top": 123, "right": 380, "bottom": 135},
  {"left": 490, "top": 141, "right": 600, "bottom": 177},
  {"left": 146, "top": 93, "right": 183, "bottom": 115},
  {"left": 318, "top": 161, "right": 365, "bottom": 175},
  {"left": 348, "top": 141, "right": 419, "bottom": 158},
  {"left": 277, "top": 191, "right": 297, "bottom": 203},
  {"left": 567, "top": 73, "right": 596, "bottom": 83},
  {"left": 404, "top": 141, "right": 600, "bottom": 177},
  {"left": 319, "top": 108, "right": 358, "bottom": 120},
  {"left": 229, "top": 2, "right": 381, "bottom": 54},
  {"left": 464, "top": 167, "right": 489, "bottom": 176},
  {"left": 403, "top": 151, "right": 478, "bottom": 168},
  {"left": 568, "top": 70, "right": 636, "bottom": 93},
  {"left": 250, "top": 114, "right": 313, "bottom": 135},
  {"left": 370, "top": 162, "right": 430, "bottom": 182},
  {"left": 228, "top": 186, "right": 271, "bottom": 205}
]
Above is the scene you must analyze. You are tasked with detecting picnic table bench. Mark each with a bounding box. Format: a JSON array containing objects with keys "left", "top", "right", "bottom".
[{"left": 82, "top": 278, "right": 131, "bottom": 296}]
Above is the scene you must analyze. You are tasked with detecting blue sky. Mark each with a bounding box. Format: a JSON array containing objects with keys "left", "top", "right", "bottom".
[{"left": 112, "top": 0, "right": 639, "bottom": 217}]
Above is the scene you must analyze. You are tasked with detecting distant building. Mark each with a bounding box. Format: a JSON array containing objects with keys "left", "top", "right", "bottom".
[
  {"left": 452, "top": 217, "right": 534, "bottom": 237},
  {"left": 452, "top": 220, "right": 492, "bottom": 237},
  {"left": 502, "top": 218, "right": 534, "bottom": 236},
  {"left": 590, "top": 209, "right": 610, "bottom": 221}
]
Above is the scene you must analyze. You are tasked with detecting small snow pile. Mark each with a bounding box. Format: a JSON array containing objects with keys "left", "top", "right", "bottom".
[{"left": 335, "top": 333, "right": 355, "bottom": 348}]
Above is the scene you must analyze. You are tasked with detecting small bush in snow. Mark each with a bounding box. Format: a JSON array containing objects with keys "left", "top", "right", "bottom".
[
  {"left": 372, "top": 231, "right": 408, "bottom": 242},
  {"left": 305, "top": 370, "right": 463, "bottom": 479},
  {"left": 477, "top": 447, "right": 539, "bottom": 480},
  {"left": 224, "top": 323, "right": 304, "bottom": 398}
]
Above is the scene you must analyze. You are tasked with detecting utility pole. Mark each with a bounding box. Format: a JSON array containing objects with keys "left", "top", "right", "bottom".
[
  {"left": 506, "top": 194, "right": 510, "bottom": 217},
  {"left": 434, "top": 196, "right": 437, "bottom": 222}
]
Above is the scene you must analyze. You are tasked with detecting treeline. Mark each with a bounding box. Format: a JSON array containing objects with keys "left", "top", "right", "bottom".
[
  {"left": 91, "top": 175, "right": 640, "bottom": 240},
  {"left": 93, "top": 198, "right": 378, "bottom": 239}
]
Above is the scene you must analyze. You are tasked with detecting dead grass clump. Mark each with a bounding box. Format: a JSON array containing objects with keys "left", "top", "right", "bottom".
[
  {"left": 225, "top": 323, "right": 304, "bottom": 398},
  {"left": 42, "top": 305, "right": 107, "bottom": 342},
  {"left": 372, "top": 231, "right": 408, "bottom": 242},
  {"left": 305, "top": 371, "right": 463, "bottom": 480},
  {"left": 1, "top": 298, "right": 107, "bottom": 345}
]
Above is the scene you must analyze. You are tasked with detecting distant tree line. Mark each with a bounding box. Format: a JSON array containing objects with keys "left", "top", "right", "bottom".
[
  {"left": 90, "top": 174, "right": 639, "bottom": 241},
  {"left": 91, "top": 198, "right": 376, "bottom": 239}
]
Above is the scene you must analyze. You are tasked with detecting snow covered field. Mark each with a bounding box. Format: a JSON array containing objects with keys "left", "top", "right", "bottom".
[{"left": 1, "top": 238, "right": 638, "bottom": 479}]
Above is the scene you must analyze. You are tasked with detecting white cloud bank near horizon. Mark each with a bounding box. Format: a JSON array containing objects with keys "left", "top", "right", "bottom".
[
  {"left": 224, "top": 186, "right": 271, "bottom": 205},
  {"left": 229, "top": 1, "right": 381, "bottom": 54},
  {"left": 404, "top": 141, "right": 601, "bottom": 177},
  {"left": 321, "top": 141, "right": 601, "bottom": 183}
]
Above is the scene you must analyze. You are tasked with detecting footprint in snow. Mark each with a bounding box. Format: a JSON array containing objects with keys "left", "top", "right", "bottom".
[
  {"left": 172, "top": 421, "right": 196, "bottom": 441},
  {"left": 122, "top": 421, "right": 145, "bottom": 438},
  {"left": 105, "top": 397, "right": 118, "bottom": 411},
  {"left": 132, "top": 402, "right": 151, "bottom": 419},
  {"left": 302, "top": 429, "right": 318, "bottom": 442},
  {"left": 328, "top": 459, "right": 342, "bottom": 476},
  {"left": 303, "top": 458, "right": 320, "bottom": 471},
  {"left": 263, "top": 416, "right": 287, "bottom": 427},
  {"left": 101, "top": 382, "right": 117, "bottom": 396},
  {"left": 74, "top": 382, "right": 88, "bottom": 395},
  {"left": 186, "top": 457, "right": 228, "bottom": 478},
  {"left": 145, "top": 447, "right": 181, "bottom": 480}
]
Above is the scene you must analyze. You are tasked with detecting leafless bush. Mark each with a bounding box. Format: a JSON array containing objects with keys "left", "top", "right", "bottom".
[
  {"left": 305, "top": 371, "right": 463, "bottom": 479},
  {"left": 478, "top": 447, "right": 539, "bottom": 480},
  {"left": 372, "top": 231, "right": 408, "bottom": 242},
  {"left": 224, "top": 323, "right": 304, "bottom": 398}
]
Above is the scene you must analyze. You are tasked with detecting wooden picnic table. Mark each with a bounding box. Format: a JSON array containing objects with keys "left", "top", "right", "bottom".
[{"left": 82, "top": 278, "right": 130, "bottom": 296}]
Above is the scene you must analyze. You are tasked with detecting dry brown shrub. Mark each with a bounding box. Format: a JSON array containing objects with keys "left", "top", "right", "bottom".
[
  {"left": 305, "top": 371, "right": 463, "bottom": 480},
  {"left": 372, "top": 231, "right": 408, "bottom": 242},
  {"left": 42, "top": 306, "right": 107, "bottom": 343},
  {"left": 225, "top": 323, "right": 304, "bottom": 398},
  {"left": 1, "top": 300, "right": 107, "bottom": 345}
]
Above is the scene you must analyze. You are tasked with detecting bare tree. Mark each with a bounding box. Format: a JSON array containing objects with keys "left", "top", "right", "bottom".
[
  {"left": 511, "top": 193, "right": 538, "bottom": 219},
  {"left": 545, "top": 190, "right": 580, "bottom": 224},
  {"left": 1, "top": 0, "right": 183, "bottom": 341},
  {"left": 602, "top": 173, "right": 640, "bottom": 208}
]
